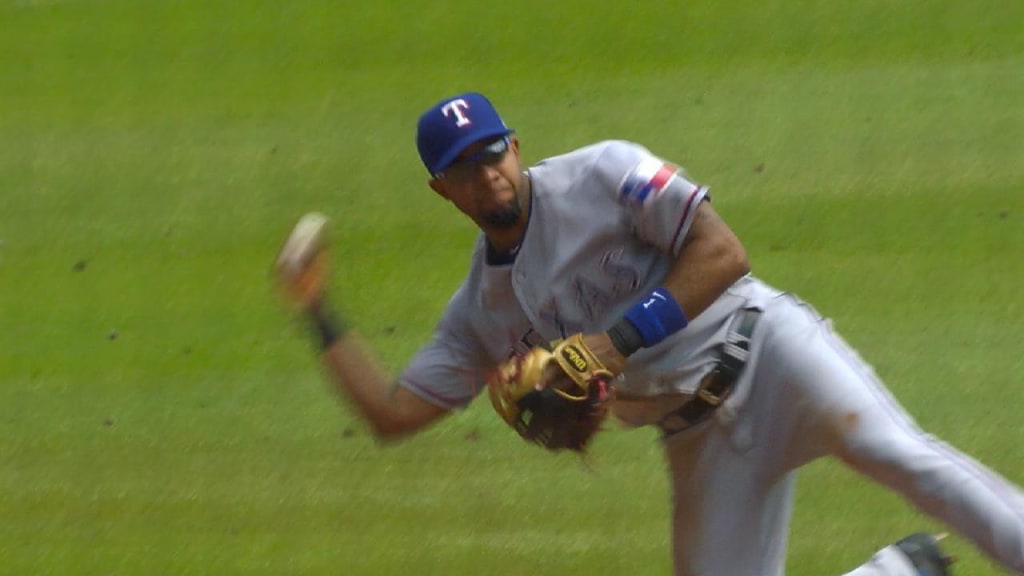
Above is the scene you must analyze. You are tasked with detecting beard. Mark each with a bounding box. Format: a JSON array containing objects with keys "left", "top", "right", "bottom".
[{"left": 481, "top": 196, "right": 523, "bottom": 228}]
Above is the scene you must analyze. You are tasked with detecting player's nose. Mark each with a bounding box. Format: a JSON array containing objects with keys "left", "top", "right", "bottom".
[{"left": 479, "top": 162, "right": 503, "bottom": 182}]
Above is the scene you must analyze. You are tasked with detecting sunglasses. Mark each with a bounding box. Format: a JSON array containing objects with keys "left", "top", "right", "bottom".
[{"left": 437, "top": 136, "right": 511, "bottom": 180}]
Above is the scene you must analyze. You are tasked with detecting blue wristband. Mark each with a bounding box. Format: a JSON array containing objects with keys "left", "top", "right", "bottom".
[{"left": 623, "top": 287, "right": 688, "bottom": 348}]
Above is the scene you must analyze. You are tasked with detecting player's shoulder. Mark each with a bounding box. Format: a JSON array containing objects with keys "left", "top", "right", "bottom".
[
  {"left": 439, "top": 236, "right": 488, "bottom": 315},
  {"left": 530, "top": 140, "right": 657, "bottom": 189},
  {"left": 534, "top": 139, "right": 653, "bottom": 170}
]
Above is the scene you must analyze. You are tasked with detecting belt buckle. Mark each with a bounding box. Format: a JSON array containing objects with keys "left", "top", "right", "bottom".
[
  {"left": 696, "top": 387, "right": 726, "bottom": 407},
  {"left": 695, "top": 371, "right": 728, "bottom": 407}
]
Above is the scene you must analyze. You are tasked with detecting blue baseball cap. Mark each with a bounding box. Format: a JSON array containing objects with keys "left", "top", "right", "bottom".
[{"left": 416, "top": 92, "right": 515, "bottom": 176}]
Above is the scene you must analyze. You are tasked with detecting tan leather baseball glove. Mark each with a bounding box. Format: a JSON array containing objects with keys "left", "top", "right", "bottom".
[{"left": 487, "top": 335, "right": 616, "bottom": 452}]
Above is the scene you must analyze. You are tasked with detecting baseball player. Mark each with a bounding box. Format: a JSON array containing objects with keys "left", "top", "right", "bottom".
[{"left": 275, "top": 92, "right": 1024, "bottom": 575}]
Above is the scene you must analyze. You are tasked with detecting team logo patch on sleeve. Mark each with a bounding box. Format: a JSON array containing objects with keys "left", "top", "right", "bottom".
[{"left": 619, "top": 158, "right": 679, "bottom": 205}]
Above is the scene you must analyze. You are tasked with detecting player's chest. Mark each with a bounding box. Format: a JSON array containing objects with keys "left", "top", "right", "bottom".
[{"left": 506, "top": 239, "right": 656, "bottom": 337}]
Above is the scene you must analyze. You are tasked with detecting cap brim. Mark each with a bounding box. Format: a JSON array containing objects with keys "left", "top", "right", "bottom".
[{"left": 433, "top": 128, "right": 515, "bottom": 176}]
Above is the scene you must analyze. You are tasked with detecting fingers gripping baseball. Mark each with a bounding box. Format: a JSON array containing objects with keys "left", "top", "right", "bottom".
[{"left": 275, "top": 213, "right": 330, "bottom": 311}]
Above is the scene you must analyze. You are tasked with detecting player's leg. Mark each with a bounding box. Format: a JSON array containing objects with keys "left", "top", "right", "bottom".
[
  {"left": 662, "top": 294, "right": 871, "bottom": 576},
  {"left": 767, "top": 294, "right": 1024, "bottom": 573},
  {"left": 666, "top": 427, "right": 953, "bottom": 576},
  {"left": 662, "top": 321, "right": 820, "bottom": 576},
  {"left": 663, "top": 420, "right": 796, "bottom": 576}
]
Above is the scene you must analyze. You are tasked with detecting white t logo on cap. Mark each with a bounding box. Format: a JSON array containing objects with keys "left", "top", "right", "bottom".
[{"left": 441, "top": 98, "right": 472, "bottom": 127}]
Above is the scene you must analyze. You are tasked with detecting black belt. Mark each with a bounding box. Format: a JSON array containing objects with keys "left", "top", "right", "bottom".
[{"left": 658, "top": 307, "right": 762, "bottom": 435}]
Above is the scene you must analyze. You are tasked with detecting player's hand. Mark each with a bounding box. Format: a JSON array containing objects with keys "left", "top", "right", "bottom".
[
  {"left": 580, "top": 332, "right": 628, "bottom": 375},
  {"left": 538, "top": 332, "right": 626, "bottom": 391},
  {"left": 274, "top": 212, "right": 330, "bottom": 312}
]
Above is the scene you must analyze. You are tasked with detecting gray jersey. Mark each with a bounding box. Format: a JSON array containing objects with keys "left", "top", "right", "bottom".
[
  {"left": 396, "top": 139, "right": 1024, "bottom": 575},
  {"left": 399, "top": 140, "right": 774, "bottom": 419}
]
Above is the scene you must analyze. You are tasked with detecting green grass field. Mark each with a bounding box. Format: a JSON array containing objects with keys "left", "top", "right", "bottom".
[{"left": 2, "top": 1, "right": 1022, "bottom": 574}]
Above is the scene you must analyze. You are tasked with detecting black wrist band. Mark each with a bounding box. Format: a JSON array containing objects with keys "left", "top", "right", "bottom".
[
  {"left": 606, "top": 317, "right": 644, "bottom": 357},
  {"left": 308, "top": 301, "right": 349, "bottom": 352}
]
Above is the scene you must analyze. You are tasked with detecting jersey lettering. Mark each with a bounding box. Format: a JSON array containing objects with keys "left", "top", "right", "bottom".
[
  {"left": 600, "top": 249, "right": 641, "bottom": 294},
  {"left": 573, "top": 275, "right": 609, "bottom": 321},
  {"left": 441, "top": 99, "right": 472, "bottom": 127},
  {"left": 542, "top": 250, "right": 644, "bottom": 330}
]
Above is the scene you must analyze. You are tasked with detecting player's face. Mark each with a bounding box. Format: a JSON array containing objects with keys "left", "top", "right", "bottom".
[{"left": 430, "top": 136, "right": 525, "bottom": 230}]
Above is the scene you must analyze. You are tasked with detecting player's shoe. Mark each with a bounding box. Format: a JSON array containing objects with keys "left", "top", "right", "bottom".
[{"left": 894, "top": 533, "right": 954, "bottom": 576}]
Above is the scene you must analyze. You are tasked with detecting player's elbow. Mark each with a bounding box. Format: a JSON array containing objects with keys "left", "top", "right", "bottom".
[
  {"left": 364, "top": 416, "right": 417, "bottom": 444},
  {"left": 715, "top": 231, "right": 751, "bottom": 283},
  {"left": 361, "top": 395, "right": 448, "bottom": 444},
  {"left": 730, "top": 241, "right": 751, "bottom": 279}
]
